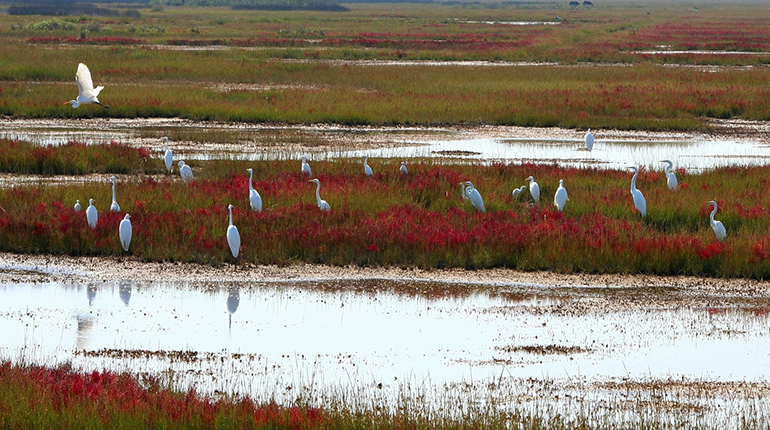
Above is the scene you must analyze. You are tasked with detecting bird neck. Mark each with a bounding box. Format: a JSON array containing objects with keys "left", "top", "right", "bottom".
[
  {"left": 710, "top": 207, "right": 717, "bottom": 226},
  {"left": 229, "top": 209, "right": 234, "bottom": 226},
  {"left": 631, "top": 171, "right": 638, "bottom": 190},
  {"left": 112, "top": 184, "right": 116, "bottom": 200},
  {"left": 315, "top": 183, "right": 322, "bottom": 203}
]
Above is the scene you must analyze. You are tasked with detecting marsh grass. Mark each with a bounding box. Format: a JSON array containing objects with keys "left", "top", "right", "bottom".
[{"left": 0, "top": 150, "right": 768, "bottom": 277}]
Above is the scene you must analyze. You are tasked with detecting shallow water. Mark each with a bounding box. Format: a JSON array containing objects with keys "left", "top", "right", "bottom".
[
  {"left": 2, "top": 278, "right": 769, "bottom": 404},
  {"left": 2, "top": 120, "right": 769, "bottom": 172}
]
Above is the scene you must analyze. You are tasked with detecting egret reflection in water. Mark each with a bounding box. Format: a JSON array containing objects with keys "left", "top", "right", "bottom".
[
  {"left": 87, "top": 283, "right": 97, "bottom": 307},
  {"left": 119, "top": 281, "right": 132, "bottom": 306},
  {"left": 227, "top": 286, "right": 240, "bottom": 330}
]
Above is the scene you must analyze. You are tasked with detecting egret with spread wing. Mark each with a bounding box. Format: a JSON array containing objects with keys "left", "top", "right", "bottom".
[{"left": 65, "top": 63, "right": 109, "bottom": 109}]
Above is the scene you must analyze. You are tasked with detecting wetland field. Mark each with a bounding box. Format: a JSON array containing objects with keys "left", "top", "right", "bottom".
[{"left": 2, "top": 1, "right": 770, "bottom": 429}]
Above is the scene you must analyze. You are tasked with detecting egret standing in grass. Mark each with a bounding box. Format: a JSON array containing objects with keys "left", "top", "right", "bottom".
[
  {"left": 163, "top": 137, "right": 173, "bottom": 173},
  {"left": 400, "top": 161, "right": 408, "bottom": 175},
  {"left": 464, "top": 181, "right": 485, "bottom": 213},
  {"left": 527, "top": 176, "right": 540, "bottom": 203},
  {"left": 301, "top": 157, "right": 312, "bottom": 176},
  {"left": 73, "top": 200, "right": 81, "bottom": 212},
  {"left": 584, "top": 129, "right": 594, "bottom": 152},
  {"left": 178, "top": 160, "right": 193, "bottom": 184},
  {"left": 554, "top": 179, "right": 569, "bottom": 211},
  {"left": 110, "top": 176, "right": 120, "bottom": 212},
  {"left": 364, "top": 156, "right": 373, "bottom": 176},
  {"left": 629, "top": 166, "right": 647, "bottom": 217},
  {"left": 661, "top": 159, "right": 678, "bottom": 190},
  {"left": 227, "top": 204, "right": 241, "bottom": 259},
  {"left": 246, "top": 168, "right": 262, "bottom": 212},
  {"left": 512, "top": 185, "right": 526, "bottom": 199},
  {"left": 65, "top": 63, "right": 109, "bottom": 109},
  {"left": 309, "top": 178, "right": 331, "bottom": 211},
  {"left": 119, "top": 214, "right": 132, "bottom": 252},
  {"left": 86, "top": 199, "right": 98, "bottom": 229},
  {"left": 708, "top": 200, "right": 727, "bottom": 242}
]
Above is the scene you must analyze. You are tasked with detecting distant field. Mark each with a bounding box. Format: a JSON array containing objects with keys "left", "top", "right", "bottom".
[{"left": 0, "top": 1, "right": 769, "bottom": 129}]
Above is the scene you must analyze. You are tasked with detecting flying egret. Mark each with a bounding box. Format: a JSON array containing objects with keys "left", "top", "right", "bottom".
[
  {"left": 629, "top": 166, "right": 647, "bottom": 217},
  {"left": 246, "top": 168, "right": 262, "bottom": 212},
  {"left": 73, "top": 200, "right": 81, "bottom": 212},
  {"left": 227, "top": 204, "right": 241, "bottom": 259},
  {"left": 65, "top": 63, "right": 109, "bottom": 109},
  {"left": 708, "top": 201, "right": 727, "bottom": 242},
  {"left": 584, "top": 129, "right": 594, "bottom": 152},
  {"left": 464, "top": 181, "right": 485, "bottom": 213},
  {"left": 86, "top": 199, "right": 98, "bottom": 229},
  {"left": 163, "top": 137, "right": 173, "bottom": 172},
  {"left": 527, "top": 176, "right": 540, "bottom": 203},
  {"left": 178, "top": 160, "right": 193, "bottom": 183},
  {"left": 364, "top": 156, "right": 373, "bottom": 176},
  {"left": 400, "top": 161, "right": 408, "bottom": 175},
  {"left": 301, "top": 157, "right": 312, "bottom": 176},
  {"left": 309, "top": 178, "right": 331, "bottom": 211},
  {"left": 554, "top": 179, "right": 569, "bottom": 211},
  {"left": 661, "top": 159, "right": 678, "bottom": 190},
  {"left": 110, "top": 176, "right": 120, "bottom": 212},
  {"left": 512, "top": 185, "right": 526, "bottom": 199},
  {"left": 119, "top": 214, "right": 132, "bottom": 252}
]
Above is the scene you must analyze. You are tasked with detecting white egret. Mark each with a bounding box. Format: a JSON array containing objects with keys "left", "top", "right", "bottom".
[
  {"left": 364, "top": 156, "right": 373, "bottom": 176},
  {"left": 65, "top": 63, "right": 109, "bottom": 109},
  {"left": 110, "top": 176, "right": 120, "bottom": 212},
  {"left": 73, "top": 199, "right": 81, "bottom": 212},
  {"left": 511, "top": 185, "right": 526, "bottom": 199},
  {"left": 661, "top": 159, "right": 678, "bottom": 190},
  {"left": 301, "top": 157, "right": 312, "bottom": 176},
  {"left": 119, "top": 214, "right": 132, "bottom": 252},
  {"left": 629, "top": 166, "right": 647, "bottom": 217},
  {"left": 527, "top": 176, "right": 540, "bottom": 203},
  {"left": 584, "top": 129, "right": 594, "bottom": 151},
  {"left": 163, "top": 137, "right": 173, "bottom": 172},
  {"left": 554, "top": 179, "right": 569, "bottom": 211},
  {"left": 400, "top": 161, "right": 408, "bottom": 175},
  {"left": 178, "top": 160, "right": 193, "bottom": 183},
  {"left": 708, "top": 201, "right": 727, "bottom": 242},
  {"left": 309, "top": 178, "right": 331, "bottom": 211},
  {"left": 246, "top": 168, "right": 262, "bottom": 212},
  {"left": 464, "top": 181, "right": 485, "bottom": 213},
  {"left": 86, "top": 199, "right": 98, "bottom": 229},
  {"left": 227, "top": 204, "right": 241, "bottom": 259}
]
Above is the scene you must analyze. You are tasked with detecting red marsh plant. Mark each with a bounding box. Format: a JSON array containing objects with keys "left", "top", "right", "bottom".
[
  {"left": 0, "top": 361, "right": 326, "bottom": 430},
  {"left": 0, "top": 159, "right": 769, "bottom": 277}
]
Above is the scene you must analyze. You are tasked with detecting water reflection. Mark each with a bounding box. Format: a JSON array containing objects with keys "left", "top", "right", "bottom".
[
  {"left": 119, "top": 281, "right": 132, "bottom": 306},
  {"left": 227, "top": 286, "right": 240, "bottom": 330}
]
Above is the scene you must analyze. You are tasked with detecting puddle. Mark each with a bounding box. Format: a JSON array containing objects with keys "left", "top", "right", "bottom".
[
  {"left": 1, "top": 278, "right": 769, "bottom": 410},
  {"left": 1, "top": 118, "right": 769, "bottom": 172}
]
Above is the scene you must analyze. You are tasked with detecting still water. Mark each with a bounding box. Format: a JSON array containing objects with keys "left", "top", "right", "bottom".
[{"left": 2, "top": 278, "right": 769, "bottom": 405}]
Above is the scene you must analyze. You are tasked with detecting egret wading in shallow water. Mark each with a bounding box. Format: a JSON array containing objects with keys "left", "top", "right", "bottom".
[
  {"left": 163, "top": 137, "right": 173, "bottom": 173},
  {"left": 246, "top": 168, "right": 262, "bottom": 212},
  {"left": 464, "top": 181, "right": 485, "bottom": 213},
  {"left": 629, "top": 166, "right": 647, "bottom": 217},
  {"left": 512, "top": 185, "right": 526, "bottom": 199},
  {"left": 708, "top": 201, "right": 727, "bottom": 242},
  {"left": 110, "top": 176, "right": 120, "bottom": 212},
  {"left": 309, "top": 178, "right": 331, "bottom": 211},
  {"left": 400, "top": 161, "right": 407, "bottom": 175},
  {"left": 65, "top": 63, "right": 109, "bottom": 109},
  {"left": 227, "top": 204, "right": 241, "bottom": 259},
  {"left": 73, "top": 200, "right": 81, "bottom": 212},
  {"left": 178, "top": 161, "right": 193, "bottom": 184},
  {"left": 554, "top": 179, "right": 569, "bottom": 211},
  {"left": 119, "top": 214, "right": 132, "bottom": 252},
  {"left": 584, "top": 129, "right": 594, "bottom": 152},
  {"left": 86, "top": 199, "right": 97, "bottom": 229},
  {"left": 661, "top": 159, "right": 678, "bottom": 190},
  {"left": 527, "top": 176, "right": 540, "bottom": 203},
  {"left": 301, "top": 157, "right": 312, "bottom": 176}
]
